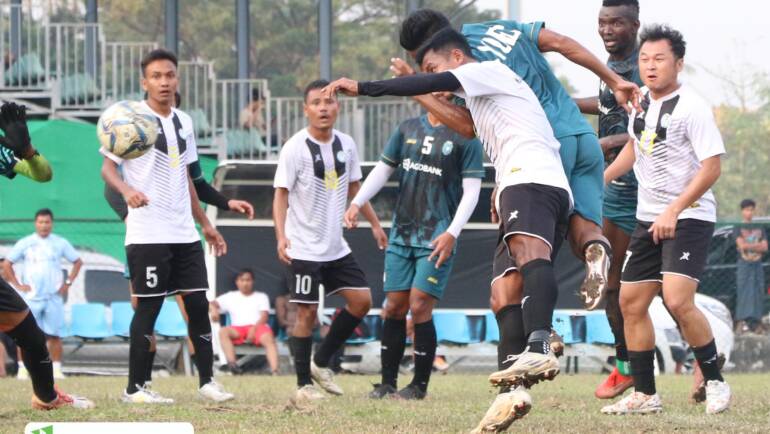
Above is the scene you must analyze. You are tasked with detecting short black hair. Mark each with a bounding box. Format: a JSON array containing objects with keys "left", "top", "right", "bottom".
[
  {"left": 740, "top": 199, "right": 756, "bottom": 210},
  {"left": 235, "top": 268, "right": 255, "bottom": 281},
  {"left": 399, "top": 8, "right": 451, "bottom": 51},
  {"left": 35, "top": 208, "right": 53, "bottom": 220},
  {"left": 140, "top": 48, "right": 178, "bottom": 77},
  {"left": 303, "top": 79, "right": 330, "bottom": 102},
  {"left": 415, "top": 27, "right": 474, "bottom": 66},
  {"left": 602, "top": 0, "right": 639, "bottom": 13},
  {"left": 639, "top": 24, "right": 686, "bottom": 59}
]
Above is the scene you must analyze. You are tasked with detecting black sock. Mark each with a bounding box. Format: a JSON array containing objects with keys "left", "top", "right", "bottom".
[
  {"left": 692, "top": 339, "right": 724, "bottom": 382},
  {"left": 628, "top": 349, "right": 656, "bottom": 395},
  {"left": 7, "top": 312, "right": 57, "bottom": 402},
  {"left": 128, "top": 297, "right": 163, "bottom": 393},
  {"left": 496, "top": 304, "right": 526, "bottom": 370},
  {"left": 290, "top": 336, "right": 313, "bottom": 386},
  {"left": 182, "top": 292, "right": 214, "bottom": 388},
  {"left": 313, "top": 309, "right": 362, "bottom": 368},
  {"left": 380, "top": 318, "right": 407, "bottom": 388},
  {"left": 605, "top": 287, "right": 630, "bottom": 374},
  {"left": 410, "top": 319, "right": 437, "bottom": 392},
  {"left": 520, "top": 259, "right": 558, "bottom": 352},
  {"left": 144, "top": 350, "right": 156, "bottom": 385}
]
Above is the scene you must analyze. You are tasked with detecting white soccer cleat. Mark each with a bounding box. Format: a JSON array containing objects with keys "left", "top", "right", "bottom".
[
  {"left": 311, "top": 360, "right": 344, "bottom": 396},
  {"left": 488, "top": 349, "right": 559, "bottom": 388},
  {"left": 601, "top": 391, "right": 662, "bottom": 415},
  {"left": 199, "top": 380, "right": 235, "bottom": 403},
  {"left": 122, "top": 385, "right": 174, "bottom": 404},
  {"left": 705, "top": 380, "right": 731, "bottom": 414},
  {"left": 580, "top": 242, "right": 610, "bottom": 310},
  {"left": 471, "top": 387, "right": 532, "bottom": 433}
]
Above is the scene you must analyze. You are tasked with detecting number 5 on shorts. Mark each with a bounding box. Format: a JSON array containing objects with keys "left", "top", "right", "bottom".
[
  {"left": 146, "top": 266, "right": 158, "bottom": 288},
  {"left": 295, "top": 274, "right": 311, "bottom": 295}
]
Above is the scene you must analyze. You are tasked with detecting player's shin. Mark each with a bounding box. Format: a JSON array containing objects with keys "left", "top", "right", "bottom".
[
  {"left": 628, "top": 349, "right": 656, "bottom": 395},
  {"left": 410, "top": 319, "right": 437, "bottom": 392},
  {"left": 6, "top": 313, "right": 57, "bottom": 403},
  {"left": 313, "top": 308, "right": 362, "bottom": 368},
  {"left": 692, "top": 339, "right": 724, "bottom": 383},
  {"left": 380, "top": 318, "right": 407, "bottom": 388},
  {"left": 496, "top": 304, "right": 526, "bottom": 372},
  {"left": 520, "top": 259, "right": 558, "bottom": 354},
  {"left": 182, "top": 292, "right": 214, "bottom": 387},
  {"left": 290, "top": 336, "right": 313, "bottom": 387},
  {"left": 128, "top": 296, "right": 163, "bottom": 393}
]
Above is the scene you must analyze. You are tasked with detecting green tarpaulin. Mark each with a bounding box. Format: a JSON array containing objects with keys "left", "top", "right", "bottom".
[{"left": 0, "top": 119, "right": 218, "bottom": 262}]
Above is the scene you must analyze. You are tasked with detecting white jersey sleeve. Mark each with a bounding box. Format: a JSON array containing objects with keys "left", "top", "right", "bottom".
[
  {"left": 100, "top": 147, "right": 124, "bottom": 165},
  {"left": 273, "top": 142, "right": 298, "bottom": 190},
  {"left": 686, "top": 104, "right": 726, "bottom": 162},
  {"left": 348, "top": 139, "right": 363, "bottom": 182},
  {"left": 450, "top": 61, "right": 522, "bottom": 98}
]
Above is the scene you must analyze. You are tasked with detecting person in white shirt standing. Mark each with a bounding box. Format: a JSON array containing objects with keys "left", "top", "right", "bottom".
[
  {"left": 325, "top": 28, "right": 573, "bottom": 430},
  {"left": 273, "top": 80, "right": 387, "bottom": 406},
  {"left": 602, "top": 25, "right": 730, "bottom": 416},
  {"left": 101, "top": 49, "right": 233, "bottom": 404},
  {"left": 210, "top": 269, "right": 278, "bottom": 375}
]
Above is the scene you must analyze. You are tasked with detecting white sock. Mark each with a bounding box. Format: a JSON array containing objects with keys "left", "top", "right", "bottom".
[
  {"left": 18, "top": 361, "right": 25, "bottom": 369},
  {"left": 53, "top": 361, "right": 62, "bottom": 370}
]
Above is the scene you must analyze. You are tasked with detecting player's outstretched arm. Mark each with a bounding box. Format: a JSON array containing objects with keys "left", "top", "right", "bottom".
[
  {"left": 13, "top": 152, "right": 52, "bottom": 182},
  {"left": 603, "top": 138, "right": 635, "bottom": 185},
  {"left": 537, "top": 28, "right": 641, "bottom": 112},
  {"left": 390, "top": 58, "right": 475, "bottom": 138},
  {"left": 574, "top": 96, "right": 600, "bottom": 116},
  {"left": 189, "top": 160, "right": 255, "bottom": 219},
  {"left": 324, "top": 72, "right": 461, "bottom": 99}
]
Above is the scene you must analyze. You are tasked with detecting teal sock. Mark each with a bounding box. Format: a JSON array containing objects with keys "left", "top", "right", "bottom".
[{"left": 616, "top": 359, "right": 631, "bottom": 376}]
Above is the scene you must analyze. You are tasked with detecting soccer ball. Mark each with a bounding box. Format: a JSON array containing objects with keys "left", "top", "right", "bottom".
[{"left": 97, "top": 100, "right": 159, "bottom": 159}]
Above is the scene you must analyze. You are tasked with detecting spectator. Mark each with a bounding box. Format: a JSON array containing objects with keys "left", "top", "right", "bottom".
[
  {"left": 239, "top": 88, "right": 266, "bottom": 134},
  {"left": 210, "top": 269, "right": 278, "bottom": 374},
  {"left": 734, "top": 199, "right": 768, "bottom": 334},
  {"left": 2, "top": 208, "right": 82, "bottom": 380}
]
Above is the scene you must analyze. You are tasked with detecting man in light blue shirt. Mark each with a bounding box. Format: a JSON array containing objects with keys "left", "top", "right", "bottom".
[{"left": 3, "top": 208, "right": 82, "bottom": 379}]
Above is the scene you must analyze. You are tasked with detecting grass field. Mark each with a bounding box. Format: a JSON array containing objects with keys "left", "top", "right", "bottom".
[{"left": 1, "top": 373, "right": 768, "bottom": 433}]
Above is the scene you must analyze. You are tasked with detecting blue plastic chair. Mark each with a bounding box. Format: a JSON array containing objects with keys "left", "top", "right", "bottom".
[
  {"left": 110, "top": 301, "right": 134, "bottom": 338},
  {"left": 434, "top": 312, "right": 478, "bottom": 344},
  {"left": 585, "top": 311, "right": 616, "bottom": 345},
  {"left": 552, "top": 311, "right": 581, "bottom": 344},
  {"left": 70, "top": 303, "right": 111, "bottom": 339},
  {"left": 484, "top": 311, "right": 500, "bottom": 343},
  {"left": 155, "top": 301, "right": 188, "bottom": 338}
]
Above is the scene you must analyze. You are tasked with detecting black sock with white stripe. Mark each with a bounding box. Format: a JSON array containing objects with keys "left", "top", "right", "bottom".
[
  {"left": 410, "top": 319, "right": 437, "bottom": 392},
  {"left": 628, "top": 349, "right": 656, "bottom": 395},
  {"left": 182, "top": 292, "right": 214, "bottom": 388},
  {"left": 520, "top": 259, "right": 558, "bottom": 354},
  {"left": 127, "top": 296, "right": 164, "bottom": 394},
  {"left": 380, "top": 318, "right": 407, "bottom": 388},
  {"left": 692, "top": 339, "right": 724, "bottom": 382}
]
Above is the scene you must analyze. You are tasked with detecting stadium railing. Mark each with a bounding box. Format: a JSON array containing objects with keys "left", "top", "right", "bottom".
[
  {"left": 179, "top": 60, "right": 217, "bottom": 153},
  {"left": 214, "top": 78, "right": 272, "bottom": 160},
  {"left": 103, "top": 41, "right": 158, "bottom": 104},
  {"left": 46, "top": 22, "right": 105, "bottom": 111},
  {"left": 0, "top": 1, "right": 48, "bottom": 92}
]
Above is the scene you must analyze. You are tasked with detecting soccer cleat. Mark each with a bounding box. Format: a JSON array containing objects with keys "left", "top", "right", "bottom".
[
  {"left": 488, "top": 349, "right": 559, "bottom": 388},
  {"left": 16, "top": 365, "right": 29, "bottom": 380},
  {"left": 471, "top": 387, "right": 532, "bottom": 433},
  {"left": 289, "top": 384, "right": 326, "bottom": 409},
  {"left": 199, "top": 380, "right": 234, "bottom": 403},
  {"left": 311, "top": 360, "right": 344, "bottom": 396},
  {"left": 690, "top": 353, "right": 726, "bottom": 404},
  {"left": 394, "top": 384, "right": 426, "bottom": 400},
  {"left": 595, "top": 367, "right": 634, "bottom": 399},
  {"left": 550, "top": 331, "right": 564, "bottom": 358},
  {"left": 601, "top": 391, "right": 662, "bottom": 415},
  {"left": 32, "top": 388, "right": 95, "bottom": 410},
  {"left": 433, "top": 356, "right": 450, "bottom": 373},
  {"left": 580, "top": 242, "right": 610, "bottom": 311},
  {"left": 368, "top": 383, "right": 397, "bottom": 399},
  {"left": 122, "top": 385, "right": 174, "bottom": 404},
  {"left": 705, "top": 380, "right": 731, "bottom": 414}
]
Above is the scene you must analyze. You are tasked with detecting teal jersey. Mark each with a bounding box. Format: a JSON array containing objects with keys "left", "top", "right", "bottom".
[
  {"left": 381, "top": 115, "right": 484, "bottom": 249},
  {"left": 0, "top": 144, "right": 17, "bottom": 179},
  {"left": 461, "top": 20, "right": 595, "bottom": 139}
]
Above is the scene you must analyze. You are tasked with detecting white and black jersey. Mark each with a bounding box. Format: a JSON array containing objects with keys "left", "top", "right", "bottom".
[
  {"left": 628, "top": 85, "right": 726, "bottom": 223},
  {"left": 274, "top": 128, "right": 362, "bottom": 262},
  {"left": 448, "top": 61, "right": 572, "bottom": 208},
  {"left": 101, "top": 101, "right": 199, "bottom": 245}
]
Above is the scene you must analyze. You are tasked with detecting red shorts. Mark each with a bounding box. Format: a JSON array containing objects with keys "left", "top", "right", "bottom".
[{"left": 230, "top": 323, "right": 273, "bottom": 346}]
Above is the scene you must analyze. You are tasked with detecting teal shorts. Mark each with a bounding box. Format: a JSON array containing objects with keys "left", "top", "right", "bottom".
[
  {"left": 603, "top": 183, "right": 638, "bottom": 235},
  {"left": 383, "top": 244, "right": 455, "bottom": 300},
  {"left": 558, "top": 133, "right": 604, "bottom": 227}
]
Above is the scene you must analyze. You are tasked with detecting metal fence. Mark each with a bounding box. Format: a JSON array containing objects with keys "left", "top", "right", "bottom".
[
  {"left": 104, "top": 41, "right": 157, "bottom": 104},
  {"left": 215, "top": 78, "right": 271, "bottom": 160},
  {"left": 178, "top": 60, "right": 217, "bottom": 153},
  {"left": 0, "top": 1, "right": 48, "bottom": 91},
  {"left": 46, "top": 22, "right": 105, "bottom": 110}
]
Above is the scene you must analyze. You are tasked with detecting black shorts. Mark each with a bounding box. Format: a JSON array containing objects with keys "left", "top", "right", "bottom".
[
  {"left": 287, "top": 253, "right": 369, "bottom": 304},
  {"left": 0, "top": 277, "right": 28, "bottom": 313},
  {"left": 126, "top": 241, "right": 209, "bottom": 297},
  {"left": 621, "top": 219, "right": 714, "bottom": 283},
  {"left": 492, "top": 184, "right": 570, "bottom": 283}
]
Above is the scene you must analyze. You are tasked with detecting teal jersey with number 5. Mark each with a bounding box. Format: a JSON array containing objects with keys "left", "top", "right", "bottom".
[
  {"left": 381, "top": 116, "right": 484, "bottom": 249},
  {"left": 461, "top": 20, "right": 595, "bottom": 139}
]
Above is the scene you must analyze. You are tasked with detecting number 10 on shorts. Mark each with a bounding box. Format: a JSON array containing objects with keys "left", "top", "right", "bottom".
[{"left": 295, "top": 274, "right": 311, "bottom": 295}]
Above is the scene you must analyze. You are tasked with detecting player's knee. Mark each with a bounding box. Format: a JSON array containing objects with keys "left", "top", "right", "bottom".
[
  {"left": 490, "top": 275, "right": 523, "bottom": 312},
  {"left": 619, "top": 292, "right": 644, "bottom": 319},
  {"left": 664, "top": 297, "right": 694, "bottom": 321},
  {"left": 384, "top": 298, "right": 409, "bottom": 319},
  {"left": 346, "top": 292, "right": 372, "bottom": 317},
  {"left": 181, "top": 292, "right": 208, "bottom": 320},
  {"left": 409, "top": 295, "right": 434, "bottom": 320},
  {"left": 508, "top": 238, "right": 550, "bottom": 267}
]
